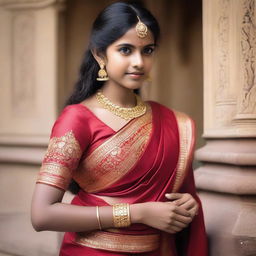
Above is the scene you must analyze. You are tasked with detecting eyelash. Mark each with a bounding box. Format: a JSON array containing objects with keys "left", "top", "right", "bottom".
[
  {"left": 118, "top": 47, "right": 155, "bottom": 56},
  {"left": 119, "top": 47, "right": 131, "bottom": 55},
  {"left": 143, "top": 47, "right": 155, "bottom": 55}
]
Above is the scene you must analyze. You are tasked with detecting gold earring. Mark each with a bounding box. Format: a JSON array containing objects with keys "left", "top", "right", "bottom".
[
  {"left": 97, "top": 62, "right": 109, "bottom": 81},
  {"left": 146, "top": 74, "right": 152, "bottom": 82}
]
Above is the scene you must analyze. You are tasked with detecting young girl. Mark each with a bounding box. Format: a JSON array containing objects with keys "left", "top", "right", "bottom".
[{"left": 31, "top": 2, "right": 207, "bottom": 255}]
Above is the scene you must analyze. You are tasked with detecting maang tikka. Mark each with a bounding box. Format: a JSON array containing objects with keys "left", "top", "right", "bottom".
[
  {"left": 136, "top": 16, "right": 148, "bottom": 38},
  {"left": 97, "top": 61, "right": 109, "bottom": 81}
]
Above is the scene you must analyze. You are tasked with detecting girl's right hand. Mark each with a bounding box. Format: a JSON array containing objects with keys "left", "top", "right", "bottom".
[{"left": 131, "top": 201, "right": 193, "bottom": 234}]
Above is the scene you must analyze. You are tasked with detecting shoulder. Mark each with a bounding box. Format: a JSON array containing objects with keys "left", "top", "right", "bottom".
[
  {"left": 50, "top": 104, "right": 91, "bottom": 149},
  {"left": 172, "top": 110, "right": 195, "bottom": 126},
  {"left": 147, "top": 100, "right": 173, "bottom": 116},
  {"left": 147, "top": 100, "right": 191, "bottom": 118},
  {"left": 54, "top": 104, "right": 90, "bottom": 127},
  {"left": 147, "top": 100, "right": 195, "bottom": 127}
]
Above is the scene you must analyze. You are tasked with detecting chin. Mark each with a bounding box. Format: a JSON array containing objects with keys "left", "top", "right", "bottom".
[{"left": 124, "top": 82, "right": 145, "bottom": 90}]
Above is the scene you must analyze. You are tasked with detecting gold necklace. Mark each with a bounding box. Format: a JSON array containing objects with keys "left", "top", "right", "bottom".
[{"left": 95, "top": 90, "right": 147, "bottom": 120}]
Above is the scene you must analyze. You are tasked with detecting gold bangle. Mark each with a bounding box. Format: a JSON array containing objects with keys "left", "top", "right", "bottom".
[
  {"left": 96, "top": 206, "right": 102, "bottom": 230},
  {"left": 113, "top": 203, "right": 131, "bottom": 228}
]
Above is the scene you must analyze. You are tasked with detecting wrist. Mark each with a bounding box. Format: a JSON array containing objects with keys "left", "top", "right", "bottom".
[{"left": 130, "top": 203, "right": 144, "bottom": 224}]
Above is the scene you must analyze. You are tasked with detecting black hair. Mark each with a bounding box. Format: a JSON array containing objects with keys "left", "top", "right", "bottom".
[{"left": 67, "top": 1, "right": 160, "bottom": 194}]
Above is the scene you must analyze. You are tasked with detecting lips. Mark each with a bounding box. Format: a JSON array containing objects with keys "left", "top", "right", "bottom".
[
  {"left": 126, "top": 72, "right": 144, "bottom": 79},
  {"left": 126, "top": 72, "right": 144, "bottom": 75}
]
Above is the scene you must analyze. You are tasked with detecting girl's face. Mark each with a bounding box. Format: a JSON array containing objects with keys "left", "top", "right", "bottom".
[{"left": 103, "top": 27, "right": 156, "bottom": 90}]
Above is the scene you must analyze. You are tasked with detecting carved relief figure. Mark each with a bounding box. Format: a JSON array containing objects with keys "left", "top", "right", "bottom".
[{"left": 239, "top": 0, "right": 256, "bottom": 114}]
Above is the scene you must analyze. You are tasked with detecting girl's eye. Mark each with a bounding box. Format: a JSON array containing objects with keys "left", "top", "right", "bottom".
[
  {"left": 119, "top": 47, "right": 131, "bottom": 55},
  {"left": 143, "top": 47, "right": 154, "bottom": 55}
]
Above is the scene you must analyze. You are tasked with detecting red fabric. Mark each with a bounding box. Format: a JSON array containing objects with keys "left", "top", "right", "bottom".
[{"left": 56, "top": 101, "right": 207, "bottom": 256}]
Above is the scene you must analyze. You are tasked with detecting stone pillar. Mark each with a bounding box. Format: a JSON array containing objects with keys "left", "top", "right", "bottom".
[
  {"left": 0, "top": 0, "right": 66, "bottom": 255},
  {"left": 195, "top": 0, "right": 256, "bottom": 255}
]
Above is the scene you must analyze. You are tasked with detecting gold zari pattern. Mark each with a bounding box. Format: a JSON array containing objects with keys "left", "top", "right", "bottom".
[
  {"left": 36, "top": 131, "right": 82, "bottom": 190},
  {"left": 75, "top": 231, "right": 160, "bottom": 253},
  {"left": 43, "top": 130, "right": 82, "bottom": 165},
  {"left": 74, "top": 104, "right": 152, "bottom": 193},
  {"left": 172, "top": 111, "right": 194, "bottom": 192},
  {"left": 113, "top": 203, "right": 131, "bottom": 228},
  {"left": 37, "top": 163, "right": 71, "bottom": 189}
]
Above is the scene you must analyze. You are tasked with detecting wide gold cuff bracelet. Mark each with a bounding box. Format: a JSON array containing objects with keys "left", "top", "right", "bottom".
[{"left": 113, "top": 203, "right": 131, "bottom": 228}]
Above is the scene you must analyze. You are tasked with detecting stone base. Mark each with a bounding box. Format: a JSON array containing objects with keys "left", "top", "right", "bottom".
[{"left": 198, "top": 191, "right": 256, "bottom": 256}]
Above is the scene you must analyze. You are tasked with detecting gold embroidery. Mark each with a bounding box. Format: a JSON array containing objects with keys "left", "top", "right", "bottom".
[
  {"left": 36, "top": 131, "right": 82, "bottom": 190},
  {"left": 75, "top": 231, "right": 160, "bottom": 253},
  {"left": 172, "top": 111, "right": 194, "bottom": 192},
  {"left": 44, "top": 130, "right": 82, "bottom": 169},
  {"left": 74, "top": 104, "right": 152, "bottom": 193},
  {"left": 37, "top": 163, "right": 72, "bottom": 190}
]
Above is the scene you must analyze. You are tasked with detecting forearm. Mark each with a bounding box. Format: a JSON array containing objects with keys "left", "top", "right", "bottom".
[{"left": 32, "top": 201, "right": 144, "bottom": 233}]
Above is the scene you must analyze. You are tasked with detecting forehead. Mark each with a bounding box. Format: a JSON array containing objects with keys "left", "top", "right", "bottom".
[{"left": 111, "top": 26, "right": 154, "bottom": 47}]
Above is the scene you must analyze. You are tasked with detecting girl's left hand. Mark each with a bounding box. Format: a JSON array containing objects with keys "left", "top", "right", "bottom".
[{"left": 165, "top": 193, "right": 199, "bottom": 219}]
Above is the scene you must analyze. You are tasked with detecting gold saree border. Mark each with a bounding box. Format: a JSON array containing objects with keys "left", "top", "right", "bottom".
[
  {"left": 74, "top": 103, "right": 152, "bottom": 193},
  {"left": 172, "top": 111, "right": 195, "bottom": 192},
  {"left": 37, "top": 163, "right": 72, "bottom": 190},
  {"left": 75, "top": 231, "right": 160, "bottom": 253}
]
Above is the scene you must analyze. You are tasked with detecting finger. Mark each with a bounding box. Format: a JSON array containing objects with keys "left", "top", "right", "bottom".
[
  {"left": 172, "top": 205, "right": 191, "bottom": 217},
  {"left": 173, "top": 197, "right": 189, "bottom": 206},
  {"left": 167, "top": 225, "right": 182, "bottom": 234},
  {"left": 188, "top": 205, "right": 199, "bottom": 217},
  {"left": 165, "top": 193, "right": 183, "bottom": 200},
  {"left": 170, "top": 220, "right": 188, "bottom": 229},
  {"left": 173, "top": 214, "right": 193, "bottom": 225},
  {"left": 179, "top": 199, "right": 197, "bottom": 210}
]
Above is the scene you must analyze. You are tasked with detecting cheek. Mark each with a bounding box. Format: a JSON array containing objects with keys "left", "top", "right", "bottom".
[
  {"left": 106, "top": 55, "right": 128, "bottom": 74},
  {"left": 144, "top": 58, "right": 154, "bottom": 72}
]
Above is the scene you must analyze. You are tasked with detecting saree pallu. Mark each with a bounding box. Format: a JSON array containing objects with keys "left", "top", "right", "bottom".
[{"left": 36, "top": 101, "right": 207, "bottom": 256}]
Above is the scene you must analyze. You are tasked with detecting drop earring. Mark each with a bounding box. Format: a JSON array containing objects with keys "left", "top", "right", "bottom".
[
  {"left": 146, "top": 74, "right": 152, "bottom": 83},
  {"left": 96, "top": 61, "right": 109, "bottom": 81}
]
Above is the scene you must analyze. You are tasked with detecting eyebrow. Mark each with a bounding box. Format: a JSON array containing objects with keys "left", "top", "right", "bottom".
[{"left": 115, "top": 43, "right": 156, "bottom": 48}]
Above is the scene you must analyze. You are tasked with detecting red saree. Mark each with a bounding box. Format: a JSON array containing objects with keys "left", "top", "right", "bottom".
[{"left": 36, "top": 101, "right": 208, "bottom": 256}]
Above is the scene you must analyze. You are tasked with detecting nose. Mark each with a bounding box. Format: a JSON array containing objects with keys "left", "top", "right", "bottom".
[{"left": 131, "top": 52, "right": 144, "bottom": 69}]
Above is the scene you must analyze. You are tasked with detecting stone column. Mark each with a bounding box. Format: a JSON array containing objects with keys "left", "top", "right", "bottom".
[
  {"left": 0, "top": 0, "right": 66, "bottom": 255},
  {"left": 195, "top": 0, "right": 256, "bottom": 255},
  {"left": 0, "top": 0, "right": 66, "bottom": 146}
]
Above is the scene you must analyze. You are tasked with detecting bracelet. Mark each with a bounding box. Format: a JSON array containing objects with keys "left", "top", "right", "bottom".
[
  {"left": 96, "top": 206, "right": 102, "bottom": 230},
  {"left": 113, "top": 203, "right": 131, "bottom": 228}
]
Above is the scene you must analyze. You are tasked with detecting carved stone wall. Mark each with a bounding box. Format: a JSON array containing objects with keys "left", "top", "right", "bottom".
[
  {"left": 196, "top": 0, "right": 256, "bottom": 255},
  {"left": 203, "top": 0, "right": 256, "bottom": 138}
]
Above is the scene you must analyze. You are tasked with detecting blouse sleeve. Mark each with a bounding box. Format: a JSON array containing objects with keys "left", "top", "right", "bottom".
[{"left": 36, "top": 105, "right": 91, "bottom": 191}]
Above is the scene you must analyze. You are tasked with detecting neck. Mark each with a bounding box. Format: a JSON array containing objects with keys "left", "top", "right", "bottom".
[{"left": 100, "top": 83, "right": 137, "bottom": 108}]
